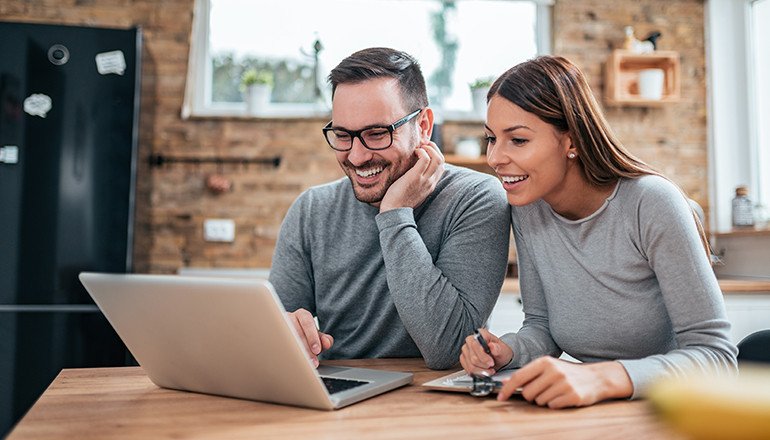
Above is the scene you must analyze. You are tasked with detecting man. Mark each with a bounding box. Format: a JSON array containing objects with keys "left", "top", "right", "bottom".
[{"left": 268, "top": 47, "right": 510, "bottom": 370}]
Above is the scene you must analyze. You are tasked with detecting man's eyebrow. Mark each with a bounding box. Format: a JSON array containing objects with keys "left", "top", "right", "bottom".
[{"left": 331, "top": 122, "right": 390, "bottom": 131}]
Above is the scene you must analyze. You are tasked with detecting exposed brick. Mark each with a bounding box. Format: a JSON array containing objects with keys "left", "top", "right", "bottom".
[{"left": 5, "top": 0, "right": 711, "bottom": 271}]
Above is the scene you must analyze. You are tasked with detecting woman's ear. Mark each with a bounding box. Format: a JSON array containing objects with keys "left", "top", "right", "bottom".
[
  {"left": 562, "top": 131, "right": 575, "bottom": 156},
  {"left": 418, "top": 108, "right": 434, "bottom": 143}
]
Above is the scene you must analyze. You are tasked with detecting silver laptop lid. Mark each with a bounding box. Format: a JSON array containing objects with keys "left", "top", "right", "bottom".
[{"left": 79, "top": 272, "right": 337, "bottom": 409}]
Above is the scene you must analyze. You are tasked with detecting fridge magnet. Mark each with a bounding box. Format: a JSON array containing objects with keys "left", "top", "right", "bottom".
[
  {"left": 0, "top": 145, "right": 19, "bottom": 164},
  {"left": 23, "top": 93, "right": 52, "bottom": 118},
  {"left": 47, "top": 44, "right": 70, "bottom": 65},
  {"left": 95, "top": 50, "right": 127, "bottom": 75}
]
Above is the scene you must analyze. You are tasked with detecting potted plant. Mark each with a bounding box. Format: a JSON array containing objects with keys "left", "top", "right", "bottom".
[
  {"left": 469, "top": 77, "right": 494, "bottom": 117},
  {"left": 241, "top": 68, "right": 274, "bottom": 115}
]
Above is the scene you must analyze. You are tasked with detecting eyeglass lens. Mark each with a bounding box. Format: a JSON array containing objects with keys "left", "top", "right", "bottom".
[{"left": 327, "top": 127, "right": 393, "bottom": 151}]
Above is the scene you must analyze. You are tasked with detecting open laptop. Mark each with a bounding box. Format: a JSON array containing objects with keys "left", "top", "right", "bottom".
[{"left": 78, "top": 272, "right": 413, "bottom": 410}]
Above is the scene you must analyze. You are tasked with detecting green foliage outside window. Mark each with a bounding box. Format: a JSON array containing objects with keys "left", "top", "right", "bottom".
[
  {"left": 429, "top": 1, "right": 458, "bottom": 106},
  {"left": 211, "top": 54, "right": 316, "bottom": 104}
]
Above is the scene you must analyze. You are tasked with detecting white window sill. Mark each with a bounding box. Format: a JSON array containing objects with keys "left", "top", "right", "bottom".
[{"left": 185, "top": 102, "right": 331, "bottom": 120}]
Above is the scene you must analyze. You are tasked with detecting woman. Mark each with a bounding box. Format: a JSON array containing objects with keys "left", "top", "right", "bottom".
[{"left": 460, "top": 55, "right": 737, "bottom": 408}]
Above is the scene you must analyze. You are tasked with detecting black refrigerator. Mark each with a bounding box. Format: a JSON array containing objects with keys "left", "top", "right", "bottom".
[{"left": 0, "top": 22, "right": 141, "bottom": 435}]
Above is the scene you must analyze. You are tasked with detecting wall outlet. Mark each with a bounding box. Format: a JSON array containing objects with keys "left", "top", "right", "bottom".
[{"left": 203, "top": 219, "right": 235, "bottom": 242}]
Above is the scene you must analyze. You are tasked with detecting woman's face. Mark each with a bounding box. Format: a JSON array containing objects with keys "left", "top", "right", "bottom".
[{"left": 485, "top": 95, "right": 575, "bottom": 207}]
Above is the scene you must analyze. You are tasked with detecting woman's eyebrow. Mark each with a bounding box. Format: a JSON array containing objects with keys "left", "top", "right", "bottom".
[{"left": 485, "top": 124, "right": 531, "bottom": 133}]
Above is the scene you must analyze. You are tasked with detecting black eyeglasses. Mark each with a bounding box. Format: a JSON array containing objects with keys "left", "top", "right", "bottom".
[
  {"left": 470, "top": 372, "right": 503, "bottom": 397},
  {"left": 322, "top": 109, "right": 422, "bottom": 151}
]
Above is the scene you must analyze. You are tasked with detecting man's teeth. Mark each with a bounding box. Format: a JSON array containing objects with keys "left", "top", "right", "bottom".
[
  {"left": 356, "top": 166, "right": 384, "bottom": 178},
  {"left": 502, "top": 175, "right": 528, "bottom": 183}
]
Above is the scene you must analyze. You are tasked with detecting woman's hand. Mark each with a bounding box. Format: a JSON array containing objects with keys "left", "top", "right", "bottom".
[
  {"left": 497, "top": 356, "right": 633, "bottom": 408},
  {"left": 459, "top": 328, "right": 513, "bottom": 377}
]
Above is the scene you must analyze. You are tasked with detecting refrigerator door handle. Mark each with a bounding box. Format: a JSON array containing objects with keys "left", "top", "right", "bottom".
[{"left": 0, "top": 305, "right": 100, "bottom": 313}]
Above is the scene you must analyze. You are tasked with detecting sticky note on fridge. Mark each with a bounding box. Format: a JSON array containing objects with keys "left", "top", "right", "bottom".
[
  {"left": 95, "top": 50, "right": 126, "bottom": 75},
  {"left": 23, "top": 94, "right": 52, "bottom": 118}
]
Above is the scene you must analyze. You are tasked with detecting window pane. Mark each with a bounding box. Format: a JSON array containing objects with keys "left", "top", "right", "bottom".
[
  {"left": 208, "top": 0, "right": 538, "bottom": 112},
  {"left": 752, "top": 0, "right": 770, "bottom": 209}
]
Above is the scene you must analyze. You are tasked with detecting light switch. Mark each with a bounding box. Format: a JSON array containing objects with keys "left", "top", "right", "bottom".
[{"left": 203, "top": 219, "right": 235, "bottom": 242}]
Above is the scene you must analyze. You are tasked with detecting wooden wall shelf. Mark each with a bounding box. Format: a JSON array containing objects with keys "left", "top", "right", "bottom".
[{"left": 605, "top": 50, "right": 680, "bottom": 106}]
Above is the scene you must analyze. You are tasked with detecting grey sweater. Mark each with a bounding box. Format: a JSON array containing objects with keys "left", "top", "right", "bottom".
[
  {"left": 501, "top": 175, "right": 738, "bottom": 398},
  {"left": 269, "top": 164, "right": 511, "bottom": 369}
]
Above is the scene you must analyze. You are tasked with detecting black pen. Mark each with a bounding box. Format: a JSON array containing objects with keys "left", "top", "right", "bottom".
[{"left": 473, "top": 329, "right": 492, "bottom": 357}]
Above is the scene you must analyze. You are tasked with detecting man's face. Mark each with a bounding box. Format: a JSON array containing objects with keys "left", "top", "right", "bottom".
[{"left": 330, "top": 77, "right": 421, "bottom": 207}]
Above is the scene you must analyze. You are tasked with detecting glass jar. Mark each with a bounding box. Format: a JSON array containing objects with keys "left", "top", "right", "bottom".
[{"left": 732, "top": 186, "right": 755, "bottom": 228}]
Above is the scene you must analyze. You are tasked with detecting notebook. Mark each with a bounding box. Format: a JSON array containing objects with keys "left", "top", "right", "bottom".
[{"left": 78, "top": 272, "right": 413, "bottom": 410}]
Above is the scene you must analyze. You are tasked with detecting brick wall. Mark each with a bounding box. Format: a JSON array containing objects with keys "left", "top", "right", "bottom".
[
  {"left": 1, "top": 0, "right": 709, "bottom": 273},
  {"left": 553, "top": 0, "right": 709, "bottom": 206}
]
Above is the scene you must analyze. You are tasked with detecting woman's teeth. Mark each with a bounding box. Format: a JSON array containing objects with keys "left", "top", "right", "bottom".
[
  {"left": 356, "top": 166, "right": 384, "bottom": 178},
  {"left": 502, "top": 175, "right": 528, "bottom": 183}
]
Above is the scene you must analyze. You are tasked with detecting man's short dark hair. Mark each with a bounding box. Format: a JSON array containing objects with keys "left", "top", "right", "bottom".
[{"left": 328, "top": 47, "right": 429, "bottom": 113}]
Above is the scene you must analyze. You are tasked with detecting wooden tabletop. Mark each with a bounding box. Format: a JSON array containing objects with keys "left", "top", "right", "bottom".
[{"left": 7, "top": 358, "right": 684, "bottom": 440}]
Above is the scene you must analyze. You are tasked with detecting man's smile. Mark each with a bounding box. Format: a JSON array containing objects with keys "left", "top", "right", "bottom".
[{"left": 355, "top": 166, "right": 385, "bottom": 178}]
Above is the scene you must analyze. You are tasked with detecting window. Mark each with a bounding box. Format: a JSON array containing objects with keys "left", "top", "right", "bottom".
[
  {"left": 707, "top": 0, "right": 770, "bottom": 231},
  {"left": 183, "top": 0, "right": 552, "bottom": 119}
]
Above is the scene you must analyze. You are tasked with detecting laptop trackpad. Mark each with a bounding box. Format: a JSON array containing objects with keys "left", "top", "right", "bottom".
[{"left": 316, "top": 365, "right": 352, "bottom": 376}]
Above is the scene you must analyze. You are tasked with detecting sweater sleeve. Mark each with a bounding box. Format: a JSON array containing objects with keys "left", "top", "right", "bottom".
[
  {"left": 500, "top": 207, "right": 562, "bottom": 368},
  {"left": 375, "top": 177, "right": 511, "bottom": 369},
  {"left": 617, "top": 181, "right": 737, "bottom": 398},
  {"left": 268, "top": 194, "right": 316, "bottom": 314}
]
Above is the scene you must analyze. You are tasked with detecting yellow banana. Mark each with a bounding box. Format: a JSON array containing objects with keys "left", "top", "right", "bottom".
[{"left": 648, "top": 364, "right": 770, "bottom": 440}]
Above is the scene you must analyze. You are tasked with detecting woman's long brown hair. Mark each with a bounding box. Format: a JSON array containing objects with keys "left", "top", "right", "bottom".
[{"left": 488, "top": 55, "right": 711, "bottom": 260}]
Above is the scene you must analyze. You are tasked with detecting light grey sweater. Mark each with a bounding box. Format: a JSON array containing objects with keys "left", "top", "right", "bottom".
[
  {"left": 501, "top": 175, "right": 738, "bottom": 398},
  {"left": 269, "top": 164, "right": 511, "bottom": 369}
]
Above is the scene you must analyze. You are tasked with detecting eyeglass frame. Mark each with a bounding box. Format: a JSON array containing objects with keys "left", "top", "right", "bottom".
[
  {"left": 322, "top": 108, "right": 423, "bottom": 151},
  {"left": 469, "top": 372, "right": 503, "bottom": 397}
]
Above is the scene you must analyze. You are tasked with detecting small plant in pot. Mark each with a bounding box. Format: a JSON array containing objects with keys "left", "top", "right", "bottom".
[
  {"left": 469, "top": 77, "right": 494, "bottom": 117},
  {"left": 241, "top": 68, "right": 274, "bottom": 115}
]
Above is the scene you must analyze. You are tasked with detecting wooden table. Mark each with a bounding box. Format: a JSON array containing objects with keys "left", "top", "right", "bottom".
[{"left": 7, "top": 358, "right": 684, "bottom": 439}]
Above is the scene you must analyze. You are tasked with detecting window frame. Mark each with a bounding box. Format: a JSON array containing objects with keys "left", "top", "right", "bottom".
[
  {"left": 748, "top": 0, "right": 769, "bottom": 220},
  {"left": 182, "top": 0, "right": 553, "bottom": 120}
]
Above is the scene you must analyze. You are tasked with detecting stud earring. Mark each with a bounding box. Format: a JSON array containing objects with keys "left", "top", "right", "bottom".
[{"left": 568, "top": 153, "right": 576, "bottom": 159}]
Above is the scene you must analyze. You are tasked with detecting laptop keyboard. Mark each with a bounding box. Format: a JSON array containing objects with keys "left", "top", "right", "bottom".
[{"left": 321, "top": 376, "right": 369, "bottom": 394}]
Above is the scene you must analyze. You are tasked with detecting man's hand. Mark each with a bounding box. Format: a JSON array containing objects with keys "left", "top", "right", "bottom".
[
  {"left": 459, "top": 328, "right": 513, "bottom": 377},
  {"left": 379, "top": 141, "right": 444, "bottom": 212},
  {"left": 286, "top": 308, "right": 334, "bottom": 368},
  {"left": 497, "top": 357, "right": 633, "bottom": 408}
]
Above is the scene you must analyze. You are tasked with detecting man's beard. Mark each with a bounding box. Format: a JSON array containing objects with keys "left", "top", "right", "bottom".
[{"left": 341, "top": 154, "right": 418, "bottom": 205}]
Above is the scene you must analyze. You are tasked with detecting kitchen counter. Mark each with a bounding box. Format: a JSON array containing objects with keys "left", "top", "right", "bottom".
[
  {"left": 494, "top": 277, "right": 770, "bottom": 343},
  {"left": 501, "top": 277, "right": 770, "bottom": 294}
]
